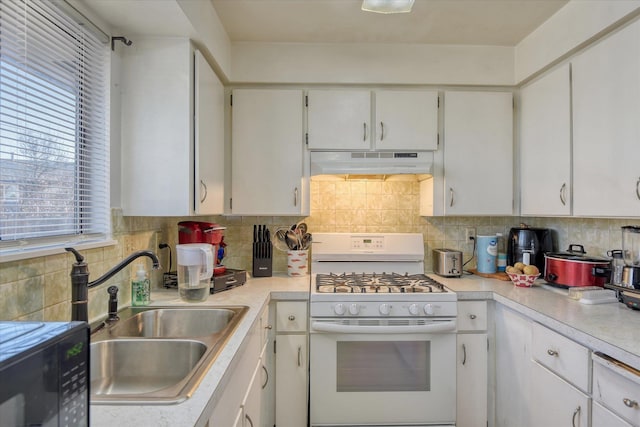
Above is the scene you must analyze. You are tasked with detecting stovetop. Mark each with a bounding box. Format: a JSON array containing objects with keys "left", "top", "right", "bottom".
[{"left": 315, "top": 272, "right": 449, "bottom": 294}]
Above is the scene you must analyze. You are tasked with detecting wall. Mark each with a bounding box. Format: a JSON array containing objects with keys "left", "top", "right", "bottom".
[{"left": 3, "top": 186, "right": 635, "bottom": 322}]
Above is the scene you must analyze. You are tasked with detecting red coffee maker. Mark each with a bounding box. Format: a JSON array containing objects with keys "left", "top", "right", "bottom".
[{"left": 178, "top": 221, "right": 226, "bottom": 274}]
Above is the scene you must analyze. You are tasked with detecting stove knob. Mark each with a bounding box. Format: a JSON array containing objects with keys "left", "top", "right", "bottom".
[
  {"left": 424, "top": 304, "right": 435, "bottom": 316},
  {"left": 334, "top": 303, "right": 346, "bottom": 315},
  {"left": 379, "top": 303, "right": 391, "bottom": 315},
  {"left": 349, "top": 303, "right": 360, "bottom": 315},
  {"left": 409, "top": 303, "right": 420, "bottom": 316}
]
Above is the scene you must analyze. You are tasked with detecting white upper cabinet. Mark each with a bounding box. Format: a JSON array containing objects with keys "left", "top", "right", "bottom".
[
  {"left": 571, "top": 19, "right": 640, "bottom": 217},
  {"left": 442, "top": 91, "right": 514, "bottom": 215},
  {"left": 374, "top": 90, "right": 439, "bottom": 150},
  {"left": 519, "top": 64, "right": 571, "bottom": 216},
  {"left": 307, "top": 89, "right": 371, "bottom": 150},
  {"left": 306, "top": 89, "right": 438, "bottom": 151},
  {"left": 120, "top": 38, "right": 224, "bottom": 216},
  {"left": 230, "top": 89, "right": 306, "bottom": 215},
  {"left": 194, "top": 50, "right": 225, "bottom": 215}
]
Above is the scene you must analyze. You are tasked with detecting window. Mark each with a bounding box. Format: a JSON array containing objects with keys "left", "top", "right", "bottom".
[{"left": 0, "top": 0, "right": 110, "bottom": 258}]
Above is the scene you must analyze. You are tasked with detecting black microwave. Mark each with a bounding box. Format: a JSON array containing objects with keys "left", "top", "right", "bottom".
[{"left": 0, "top": 321, "right": 89, "bottom": 427}]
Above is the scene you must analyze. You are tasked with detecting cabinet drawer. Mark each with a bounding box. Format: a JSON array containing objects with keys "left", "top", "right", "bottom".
[
  {"left": 276, "top": 301, "right": 308, "bottom": 332},
  {"left": 593, "top": 353, "right": 640, "bottom": 426},
  {"left": 593, "top": 402, "right": 633, "bottom": 427},
  {"left": 457, "top": 301, "right": 487, "bottom": 331},
  {"left": 531, "top": 322, "right": 590, "bottom": 392}
]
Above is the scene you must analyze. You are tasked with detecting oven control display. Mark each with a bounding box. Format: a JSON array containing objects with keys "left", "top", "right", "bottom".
[{"left": 351, "top": 236, "right": 384, "bottom": 250}]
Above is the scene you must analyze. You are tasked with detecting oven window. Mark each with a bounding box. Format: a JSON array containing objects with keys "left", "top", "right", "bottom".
[{"left": 336, "top": 341, "right": 430, "bottom": 392}]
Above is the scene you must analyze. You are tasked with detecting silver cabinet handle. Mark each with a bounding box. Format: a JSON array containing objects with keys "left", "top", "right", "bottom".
[
  {"left": 363, "top": 122, "right": 368, "bottom": 141},
  {"left": 560, "top": 183, "right": 567, "bottom": 206},
  {"left": 462, "top": 343, "right": 467, "bottom": 366},
  {"left": 264, "top": 324, "right": 272, "bottom": 330},
  {"left": 288, "top": 315, "right": 296, "bottom": 321},
  {"left": 297, "top": 346, "right": 302, "bottom": 367},
  {"left": 200, "top": 180, "right": 207, "bottom": 203},
  {"left": 636, "top": 177, "right": 640, "bottom": 200},
  {"left": 380, "top": 122, "right": 385, "bottom": 141},
  {"left": 469, "top": 314, "right": 477, "bottom": 320},
  {"left": 547, "top": 349, "right": 559, "bottom": 357},
  {"left": 449, "top": 187, "right": 454, "bottom": 207},
  {"left": 572, "top": 406, "right": 580, "bottom": 427},
  {"left": 261, "top": 364, "right": 269, "bottom": 389},
  {"left": 623, "top": 398, "right": 638, "bottom": 408},
  {"left": 245, "top": 414, "right": 254, "bottom": 427},
  {"left": 294, "top": 187, "right": 298, "bottom": 207}
]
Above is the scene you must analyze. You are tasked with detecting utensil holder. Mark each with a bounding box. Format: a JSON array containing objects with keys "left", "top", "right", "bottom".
[
  {"left": 252, "top": 242, "right": 272, "bottom": 277},
  {"left": 287, "top": 250, "right": 308, "bottom": 276}
]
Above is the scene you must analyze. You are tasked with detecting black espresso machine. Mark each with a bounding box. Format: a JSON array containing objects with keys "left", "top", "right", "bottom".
[{"left": 507, "top": 225, "right": 556, "bottom": 273}]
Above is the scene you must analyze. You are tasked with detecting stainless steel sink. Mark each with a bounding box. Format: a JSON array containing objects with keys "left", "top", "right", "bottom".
[
  {"left": 108, "top": 308, "right": 238, "bottom": 338},
  {"left": 91, "top": 339, "right": 206, "bottom": 397},
  {"left": 90, "top": 305, "right": 248, "bottom": 404}
]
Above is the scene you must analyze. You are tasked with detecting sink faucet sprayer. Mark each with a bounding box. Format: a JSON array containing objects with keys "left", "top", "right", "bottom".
[{"left": 64, "top": 247, "right": 161, "bottom": 322}]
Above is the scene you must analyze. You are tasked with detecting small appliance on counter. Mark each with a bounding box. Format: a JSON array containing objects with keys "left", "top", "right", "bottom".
[
  {"left": 432, "top": 248, "right": 462, "bottom": 277},
  {"left": 0, "top": 321, "right": 89, "bottom": 426},
  {"left": 544, "top": 244, "right": 611, "bottom": 288},
  {"left": 606, "top": 225, "right": 640, "bottom": 310},
  {"left": 507, "top": 224, "right": 555, "bottom": 274}
]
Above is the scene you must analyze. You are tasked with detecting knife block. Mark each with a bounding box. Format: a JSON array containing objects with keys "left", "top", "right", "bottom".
[{"left": 252, "top": 242, "right": 273, "bottom": 277}]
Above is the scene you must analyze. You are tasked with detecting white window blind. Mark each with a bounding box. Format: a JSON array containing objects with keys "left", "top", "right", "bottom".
[{"left": 0, "top": 0, "right": 110, "bottom": 256}]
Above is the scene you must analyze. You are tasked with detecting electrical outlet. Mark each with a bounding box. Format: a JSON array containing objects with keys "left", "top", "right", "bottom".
[{"left": 465, "top": 227, "right": 476, "bottom": 241}]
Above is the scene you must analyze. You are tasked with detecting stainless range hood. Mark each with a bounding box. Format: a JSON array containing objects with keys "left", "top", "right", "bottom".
[{"left": 310, "top": 151, "right": 433, "bottom": 177}]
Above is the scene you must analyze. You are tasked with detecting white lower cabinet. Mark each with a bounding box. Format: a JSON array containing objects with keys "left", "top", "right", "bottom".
[
  {"left": 275, "top": 301, "right": 308, "bottom": 427},
  {"left": 530, "top": 361, "right": 590, "bottom": 427},
  {"left": 593, "top": 352, "right": 640, "bottom": 426},
  {"left": 457, "top": 301, "right": 489, "bottom": 427},
  {"left": 593, "top": 401, "right": 633, "bottom": 427}
]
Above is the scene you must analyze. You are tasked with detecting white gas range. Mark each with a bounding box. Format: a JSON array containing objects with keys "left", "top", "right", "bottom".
[{"left": 309, "top": 232, "right": 457, "bottom": 427}]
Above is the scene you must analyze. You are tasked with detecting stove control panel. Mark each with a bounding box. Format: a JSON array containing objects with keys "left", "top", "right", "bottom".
[
  {"left": 351, "top": 236, "right": 384, "bottom": 250},
  {"left": 311, "top": 301, "right": 457, "bottom": 318}
]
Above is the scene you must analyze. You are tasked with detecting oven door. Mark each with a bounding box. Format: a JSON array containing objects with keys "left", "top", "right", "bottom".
[{"left": 309, "top": 318, "right": 456, "bottom": 426}]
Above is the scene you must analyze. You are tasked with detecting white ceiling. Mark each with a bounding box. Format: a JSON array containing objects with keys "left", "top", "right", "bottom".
[{"left": 210, "top": 0, "right": 569, "bottom": 46}]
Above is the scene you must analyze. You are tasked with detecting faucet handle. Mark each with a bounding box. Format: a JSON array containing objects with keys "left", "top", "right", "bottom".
[
  {"left": 65, "top": 247, "right": 85, "bottom": 264},
  {"left": 106, "top": 286, "right": 120, "bottom": 324}
]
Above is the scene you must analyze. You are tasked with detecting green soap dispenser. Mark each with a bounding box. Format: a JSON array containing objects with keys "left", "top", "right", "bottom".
[{"left": 131, "top": 263, "right": 150, "bottom": 306}]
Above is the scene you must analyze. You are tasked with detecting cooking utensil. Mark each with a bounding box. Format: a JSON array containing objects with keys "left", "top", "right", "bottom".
[
  {"left": 300, "top": 233, "right": 312, "bottom": 250},
  {"left": 544, "top": 244, "right": 611, "bottom": 287},
  {"left": 285, "top": 229, "right": 300, "bottom": 250},
  {"left": 296, "top": 222, "right": 308, "bottom": 235}
]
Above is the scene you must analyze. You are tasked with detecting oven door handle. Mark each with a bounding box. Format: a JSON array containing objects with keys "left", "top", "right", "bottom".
[{"left": 311, "top": 319, "right": 457, "bottom": 334}]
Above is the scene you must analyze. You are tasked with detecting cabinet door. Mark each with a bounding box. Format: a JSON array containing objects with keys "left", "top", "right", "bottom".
[
  {"left": 243, "top": 361, "right": 263, "bottom": 427},
  {"left": 495, "top": 304, "right": 531, "bottom": 427},
  {"left": 572, "top": 20, "right": 640, "bottom": 217},
  {"left": 231, "top": 89, "right": 304, "bottom": 215},
  {"left": 307, "top": 89, "right": 371, "bottom": 150},
  {"left": 194, "top": 50, "right": 224, "bottom": 215},
  {"left": 275, "top": 334, "right": 308, "bottom": 427},
  {"left": 457, "top": 333, "right": 488, "bottom": 427},
  {"left": 519, "top": 64, "right": 571, "bottom": 216},
  {"left": 374, "top": 90, "right": 439, "bottom": 151},
  {"left": 530, "top": 362, "right": 590, "bottom": 427},
  {"left": 443, "top": 91, "right": 514, "bottom": 215}
]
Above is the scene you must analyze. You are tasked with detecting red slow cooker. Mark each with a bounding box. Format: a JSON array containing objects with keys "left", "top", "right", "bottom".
[{"left": 544, "top": 244, "right": 611, "bottom": 287}]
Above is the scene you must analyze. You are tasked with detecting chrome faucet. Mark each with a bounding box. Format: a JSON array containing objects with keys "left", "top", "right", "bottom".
[{"left": 65, "top": 247, "right": 161, "bottom": 322}]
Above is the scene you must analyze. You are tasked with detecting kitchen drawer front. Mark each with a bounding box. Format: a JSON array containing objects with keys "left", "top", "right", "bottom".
[
  {"left": 593, "top": 402, "right": 633, "bottom": 427},
  {"left": 593, "top": 353, "right": 640, "bottom": 426},
  {"left": 276, "top": 301, "right": 308, "bottom": 332},
  {"left": 457, "top": 301, "right": 487, "bottom": 331},
  {"left": 531, "top": 321, "right": 590, "bottom": 392}
]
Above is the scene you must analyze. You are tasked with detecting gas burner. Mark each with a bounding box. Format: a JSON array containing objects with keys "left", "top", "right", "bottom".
[{"left": 315, "top": 273, "right": 448, "bottom": 294}]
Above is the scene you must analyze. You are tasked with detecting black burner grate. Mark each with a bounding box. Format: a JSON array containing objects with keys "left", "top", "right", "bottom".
[{"left": 315, "top": 273, "right": 446, "bottom": 293}]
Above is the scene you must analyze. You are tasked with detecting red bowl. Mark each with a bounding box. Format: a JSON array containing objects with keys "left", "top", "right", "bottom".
[{"left": 508, "top": 272, "right": 541, "bottom": 287}]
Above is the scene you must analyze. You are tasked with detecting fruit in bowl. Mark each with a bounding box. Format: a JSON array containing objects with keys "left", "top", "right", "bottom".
[{"left": 506, "top": 264, "right": 540, "bottom": 287}]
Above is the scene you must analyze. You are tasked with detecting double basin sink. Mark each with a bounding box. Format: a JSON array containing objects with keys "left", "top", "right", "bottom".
[{"left": 90, "top": 305, "right": 248, "bottom": 404}]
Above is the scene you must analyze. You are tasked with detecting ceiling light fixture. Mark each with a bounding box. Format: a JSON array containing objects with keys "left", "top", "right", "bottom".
[{"left": 361, "top": 0, "right": 415, "bottom": 14}]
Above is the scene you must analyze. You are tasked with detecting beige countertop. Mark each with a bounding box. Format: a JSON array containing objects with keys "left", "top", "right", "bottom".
[{"left": 91, "top": 272, "right": 640, "bottom": 427}]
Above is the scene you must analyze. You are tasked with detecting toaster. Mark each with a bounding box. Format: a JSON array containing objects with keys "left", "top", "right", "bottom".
[{"left": 433, "top": 249, "right": 463, "bottom": 277}]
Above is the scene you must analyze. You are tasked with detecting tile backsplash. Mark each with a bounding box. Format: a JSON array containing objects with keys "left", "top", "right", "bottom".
[{"left": 1, "top": 179, "right": 637, "bottom": 322}]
